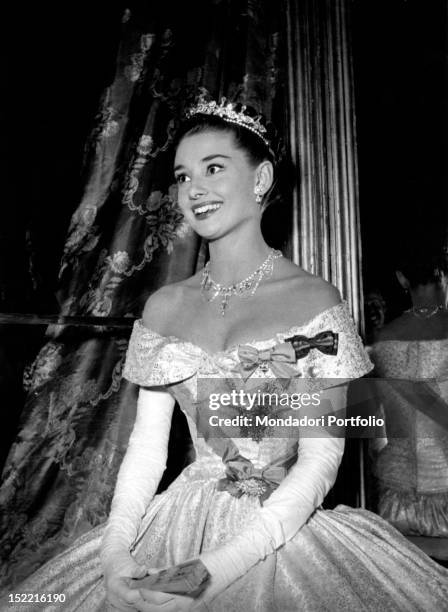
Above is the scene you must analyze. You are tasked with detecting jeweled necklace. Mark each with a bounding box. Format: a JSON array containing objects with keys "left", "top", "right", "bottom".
[
  {"left": 201, "top": 248, "right": 282, "bottom": 316},
  {"left": 408, "top": 304, "right": 446, "bottom": 319}
]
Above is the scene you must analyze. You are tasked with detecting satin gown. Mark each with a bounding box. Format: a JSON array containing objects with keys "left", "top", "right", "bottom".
[
  {"left": 2, "top": 303, "right": 448, "bottom": 611},
  {"left": 371, "top": 338, "right": 448, "bottom": 537}
]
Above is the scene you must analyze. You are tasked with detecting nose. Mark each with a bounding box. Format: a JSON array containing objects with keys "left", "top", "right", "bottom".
[{"left": 188, "top": 179, "right": 207, "bottom": 200}]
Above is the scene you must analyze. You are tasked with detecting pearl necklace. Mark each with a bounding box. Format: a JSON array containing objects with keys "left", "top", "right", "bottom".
[
  {"left": 201, "top": 248, "right": 282, "bottom": 316},
  {"left": 408, "top": 304, "right": 446, "bottom": 319}
]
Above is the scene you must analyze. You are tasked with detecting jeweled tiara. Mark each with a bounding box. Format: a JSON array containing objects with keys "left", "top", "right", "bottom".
[{"left": 186, "top": 94, "right": 270, "bottom": 148}]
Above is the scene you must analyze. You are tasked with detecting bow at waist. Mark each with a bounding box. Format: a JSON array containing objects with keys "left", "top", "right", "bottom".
[{"left": 217, "top": 449, "right": 297, "bottom": 504}]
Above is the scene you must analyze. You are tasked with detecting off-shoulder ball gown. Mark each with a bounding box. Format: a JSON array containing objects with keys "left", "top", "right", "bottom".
[{"left": 2, "top": 304, "right": 448, "bottom": 611}]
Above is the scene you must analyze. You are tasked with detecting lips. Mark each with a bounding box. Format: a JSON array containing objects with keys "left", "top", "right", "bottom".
[{"left": 191, "top": 201, "right": 223, "bottom": 219}]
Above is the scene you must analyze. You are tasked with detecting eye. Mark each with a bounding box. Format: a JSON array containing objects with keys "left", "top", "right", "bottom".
[
  {"left": 207, "top": 164, "right": 223, "bottom": 175},
  {"left": 174, "top": 173, "right": 190, "bottom": 184}
]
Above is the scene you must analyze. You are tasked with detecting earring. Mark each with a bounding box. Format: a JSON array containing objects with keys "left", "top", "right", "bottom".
[{"left": 254, "top": 185, "right": 263, "bottom": 204}]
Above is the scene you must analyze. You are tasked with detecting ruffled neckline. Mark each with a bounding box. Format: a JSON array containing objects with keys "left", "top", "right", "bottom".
[
  {"left": 133, "top": 301, "right": 347, "bottom": 359},
  {"left": 123, "top": 300, "right": 372, "bottom": 387}
]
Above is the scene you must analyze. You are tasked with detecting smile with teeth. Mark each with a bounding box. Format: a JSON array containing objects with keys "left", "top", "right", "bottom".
[{"left": 193, "top": 203, "right": 222, "bottom": 216}]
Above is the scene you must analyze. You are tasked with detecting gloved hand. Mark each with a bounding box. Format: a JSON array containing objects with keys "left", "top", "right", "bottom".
[{"left": 100, "top": 387, "right": 175, "bottom": 606}]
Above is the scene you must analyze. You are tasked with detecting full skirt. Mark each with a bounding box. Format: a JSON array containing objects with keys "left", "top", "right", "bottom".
[{"left": 1, "top": 470, "right": 448, "bottom": 612}]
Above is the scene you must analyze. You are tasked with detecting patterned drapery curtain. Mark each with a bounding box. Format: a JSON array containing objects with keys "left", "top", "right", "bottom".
[
  {"left": 0, "top": 0, "right": 362, "bottom": 590},
  {"left": 0, "top": 1, "right": 287, "bottom": 589}
]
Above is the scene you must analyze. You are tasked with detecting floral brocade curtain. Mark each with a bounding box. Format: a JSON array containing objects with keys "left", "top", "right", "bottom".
[{"left": 0, "top": 1, "right": 287, "bottom": 589}]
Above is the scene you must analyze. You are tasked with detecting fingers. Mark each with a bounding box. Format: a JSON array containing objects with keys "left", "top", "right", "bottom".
[
  {"left": 114, "top": 558, "right": 148, "bottom": 580},
  {"left": 108, "top": 586, "right": 194, "bottom": 611},
  {"left": 135, "top": 591, "right": 193, "bottom": 612},
  {"left": 107, "top": 602, "right": 137, "bottom": 612},
  {"left": 133, "top": 595, "right": 174, "bottom": 612},
  {"left": 107, "top": 596, "right": 138, "bottom": 611},
  {"left": 138, "top": 591, "right": 176, "bottom": 604},
  {"left": 131, "top": 564, "right": 149, "bottom": 579},
  {"left": 106, "top": 577, "right": 142, "bottom": 610}
]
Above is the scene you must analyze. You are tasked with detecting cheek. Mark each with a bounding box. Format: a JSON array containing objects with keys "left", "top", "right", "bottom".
[
  {"left": 226, "top": 175, "right": 252, "bottom": 199},
  {"left": 176, "top": 185, "right": 190, "bottom": 209},
  {"left": 240, "top": 171, "right": 256, "bottom": 192}
]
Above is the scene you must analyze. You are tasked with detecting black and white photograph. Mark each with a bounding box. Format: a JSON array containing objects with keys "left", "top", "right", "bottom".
[{"left": 1, "top": 1, "right": 447, "bottom": 610}]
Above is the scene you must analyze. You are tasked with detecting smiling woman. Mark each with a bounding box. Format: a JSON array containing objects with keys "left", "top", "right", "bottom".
[
  {"left": 172, "top": 102, "right": 274, "bottom": 243},
  {"left": 3, "top": 93, "right": 448, "bottom": 612},
  {"left": 175, "top": 136, "right": 258, "bottom": 229}
]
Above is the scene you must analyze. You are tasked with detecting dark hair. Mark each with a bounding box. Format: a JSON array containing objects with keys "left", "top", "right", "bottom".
[
  {"left": 173, "top": 111, "right": 276, "bottom": 168},
  {"left": 396, "top": 245, "right": 448, "bottom": 288}
]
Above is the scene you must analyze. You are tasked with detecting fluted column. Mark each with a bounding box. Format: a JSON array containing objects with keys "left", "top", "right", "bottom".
[{"left": 286, "top": 0, "right": 364, "bottom": 332}]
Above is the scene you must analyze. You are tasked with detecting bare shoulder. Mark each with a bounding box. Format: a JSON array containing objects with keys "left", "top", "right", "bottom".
[
  {"left": 375, "top": 310, "right": 448, "bottom": 342},
  {"left": 276, "top": 258, "right": 342, "bottom": 310},
  {"left": 298, "top": 274, "right": 341, "bottom": 309},
  {"left": 142, "top": 279, "right": 195, "bottom": 333}
]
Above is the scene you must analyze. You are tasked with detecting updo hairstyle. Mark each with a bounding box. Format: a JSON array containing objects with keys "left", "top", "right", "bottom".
[
  {"left": 397, "top": 245, "right": 448, "bottom": 288},
  {"left": 173, "top": 105, "right": 277, "bottom": 169}
]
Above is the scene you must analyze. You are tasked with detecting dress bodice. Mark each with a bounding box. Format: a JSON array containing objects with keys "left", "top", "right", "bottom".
[
  {"left": 123, "top": 302, "right": 372, "bottom": 472},
  {"left": 371, "top": 339, "right": 448, "bottom": 496},
  {"left": 372, "top": 338, "right": 448, "bottom": 382}
]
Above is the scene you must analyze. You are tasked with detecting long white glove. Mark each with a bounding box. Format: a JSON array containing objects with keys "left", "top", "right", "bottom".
[
  {"left": 100, "top": 387, "right": 175, "bottom": 570},
  {"left": 199, "top": 386, "right": 347, "bottom": 604}
]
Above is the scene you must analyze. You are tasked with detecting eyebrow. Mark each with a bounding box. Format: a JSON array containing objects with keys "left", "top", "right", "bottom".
[{"left": 174, "top": 154, "right": 231, "bottom": 172}]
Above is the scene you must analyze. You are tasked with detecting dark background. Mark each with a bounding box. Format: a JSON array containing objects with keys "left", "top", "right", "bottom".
[
  {"left": 353, "top": 0, "right": 447, "bottom": 319},
  {"left": 0, "top": 3, "right": 126, "bottom": 314},
  {"left": 1, "top": 0, "right": 446, "bottom": 317}
]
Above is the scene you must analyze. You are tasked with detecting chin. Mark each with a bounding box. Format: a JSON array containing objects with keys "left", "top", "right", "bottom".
[
  {"left": 190, "top": 220, "right": 226, "bottom": 240},
  {"left": 194, "top": 227, "right": 223, "bottom": 241},
  {"left": 190, "top": 214, "right": 254, "bottom": 241}
]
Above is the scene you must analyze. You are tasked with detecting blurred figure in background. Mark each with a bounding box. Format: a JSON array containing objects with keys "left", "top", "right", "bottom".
[
  {"left": 370, "top": 245, "right": 448, "bottom": 554},
  {"left": 364, "top": 288, "right": 387, "bottom": 345}
]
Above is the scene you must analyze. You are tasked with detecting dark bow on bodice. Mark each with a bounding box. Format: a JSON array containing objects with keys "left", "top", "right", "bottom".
[{"left": 285, "top": 331, "right": 338, "bottom": 360}]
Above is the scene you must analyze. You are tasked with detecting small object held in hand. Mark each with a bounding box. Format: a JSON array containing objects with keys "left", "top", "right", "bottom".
[{"left": 129, "top": 559, "right": 211, "bottom": 599}]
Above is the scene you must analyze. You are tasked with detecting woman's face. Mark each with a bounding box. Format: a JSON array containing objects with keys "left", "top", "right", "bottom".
[{"left": 173, "top": 129, "right": 261, "bottom": 240}]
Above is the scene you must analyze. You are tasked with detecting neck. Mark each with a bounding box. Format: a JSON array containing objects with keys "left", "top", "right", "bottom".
[
  {"left": 207, "top": 225, "right": 272, "bottom": 285},
  {"left": 410, "top": 284, "right": 447, "bottom": 309}
]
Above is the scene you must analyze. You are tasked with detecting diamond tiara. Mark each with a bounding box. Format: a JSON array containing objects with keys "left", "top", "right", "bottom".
[{"left": 186, "top": 95, "right": 270, "bottom": 148}]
